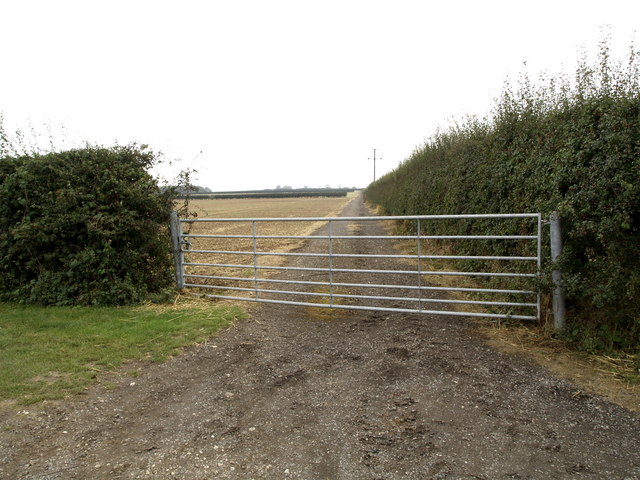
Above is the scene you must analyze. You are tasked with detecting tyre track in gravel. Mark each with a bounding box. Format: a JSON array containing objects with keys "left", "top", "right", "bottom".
[{"left": 1, "top": 193, "right": 639, "bottom": 479}]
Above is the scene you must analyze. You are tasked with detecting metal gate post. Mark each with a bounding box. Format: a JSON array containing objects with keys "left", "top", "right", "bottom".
[
  {"left": 170, "top": 211, "right": 185, "bottom": 289},
  {"left": 550, "top": 212, "right": 566, "bottom": 330}
]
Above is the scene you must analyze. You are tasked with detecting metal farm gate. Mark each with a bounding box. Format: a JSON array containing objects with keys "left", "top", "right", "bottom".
[{"left": 170, "top": 213, "right": 542, "bottom": 321}]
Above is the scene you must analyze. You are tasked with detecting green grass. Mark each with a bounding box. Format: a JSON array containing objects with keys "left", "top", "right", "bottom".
[{"left": 0, "top": 301, "right": 244, "bottom": 405}]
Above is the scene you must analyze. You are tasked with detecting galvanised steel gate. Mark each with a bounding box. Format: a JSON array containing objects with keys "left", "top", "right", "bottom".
[{"left": 171, "top": 213, "right": 542, "bottom": 321}]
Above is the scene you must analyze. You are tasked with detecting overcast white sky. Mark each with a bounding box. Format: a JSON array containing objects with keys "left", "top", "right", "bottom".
[{"left": 1, "top": 1, "right": 638, "bottom": 191}]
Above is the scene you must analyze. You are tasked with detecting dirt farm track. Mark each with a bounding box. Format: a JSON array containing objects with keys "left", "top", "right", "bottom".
[{"left": 1, "top": 194, "right": 639, "bottom": 479}]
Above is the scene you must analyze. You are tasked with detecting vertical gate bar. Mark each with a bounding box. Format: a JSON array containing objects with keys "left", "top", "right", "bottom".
[
  {"left": 328, "top": 220, "right": 334, "bottom": 307},
  {"left": 252, "top": 221, "right": 259, "bottom": 299},
  {"left": 537, "top": 213, "right": 542, "bottom": 322},
  {"left": 417, "top": 219, "right": 423, "bottom": 311}
]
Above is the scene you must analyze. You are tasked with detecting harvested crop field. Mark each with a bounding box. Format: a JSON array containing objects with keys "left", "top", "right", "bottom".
[
  {"left": 188, "top": 194, "right": 357, "bottom": 220},
  {"left": 183, "top": 194, "right": 358, "bottom": 290}
]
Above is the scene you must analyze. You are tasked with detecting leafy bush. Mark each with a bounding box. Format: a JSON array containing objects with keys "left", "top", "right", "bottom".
[
  {"left": 365, "top": 37, "right": 640, "bottom": 352},
  {"left": 0, "top": 145, "right": 175, "bottom": 305}
]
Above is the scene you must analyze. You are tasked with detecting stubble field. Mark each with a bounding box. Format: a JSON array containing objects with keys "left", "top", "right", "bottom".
[
  {"left": 188, "top": 194, "right": 357, "bottom": 220},
  {"left": 181, "top": 194, "right": 357, "bottom": 290}
]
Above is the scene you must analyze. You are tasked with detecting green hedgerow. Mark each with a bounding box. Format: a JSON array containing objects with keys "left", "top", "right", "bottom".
[
  {"left": 365, "top": 35, "right": 640, "bottom": 352},
  {"left": 0, "top": 144, "right": 176, "bottom": 306}
]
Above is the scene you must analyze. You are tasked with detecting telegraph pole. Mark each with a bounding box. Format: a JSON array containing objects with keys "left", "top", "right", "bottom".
[{"left": 368, "top": 149, "right": 380, "bottom": 182}]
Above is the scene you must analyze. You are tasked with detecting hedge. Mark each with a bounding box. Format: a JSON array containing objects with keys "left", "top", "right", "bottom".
[
  {"left": 0, "top": 145, "right": 175, "bottom": 305},
  {"left": 365, "top": 39, "right": 640, "bottom": 352}
]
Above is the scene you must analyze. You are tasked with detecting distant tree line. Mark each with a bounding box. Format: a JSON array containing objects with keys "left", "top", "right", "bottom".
[
  {"left": 161, "top": 184, "right": 212, "bottom": 194},
  {"left": 177, "top": 187, "right": 356, "bottom": 200}
]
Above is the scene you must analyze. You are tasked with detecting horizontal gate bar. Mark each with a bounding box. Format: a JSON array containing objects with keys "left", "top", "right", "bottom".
[
  {"left": 184, "top": 283, "right": 537, "bottom": 308},
  {"left": 183, "top": 274, "right": 536, "bottom": 295},
  {"left": 189, "top": 292, "right": 538, "bottom": 320},
  {"left": 182, "top": 233, "right": 538, "bottom": 240},
  {"left": 181, "top": 213, "right": 540, "bottom": 223},
  {"left": 184, "top": 262, "right": 537, "bottom": 278},
  {"left": 185, "top": 249, "right": 538, "bottom": 261}
]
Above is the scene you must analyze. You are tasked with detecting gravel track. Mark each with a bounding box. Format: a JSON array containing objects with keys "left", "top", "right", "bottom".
[{"left": 1, "top": 194, "right": 638, "bottom": 479}]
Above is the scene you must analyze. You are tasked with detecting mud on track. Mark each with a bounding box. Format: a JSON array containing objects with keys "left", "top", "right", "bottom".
[{"left": 1, "top": 194, "right": 639, "bottom": 479}]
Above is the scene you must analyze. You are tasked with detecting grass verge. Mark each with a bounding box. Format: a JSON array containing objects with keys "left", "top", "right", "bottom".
[
  {"left": 480, "top": 320, "right": 640, "bottom": 412},
  {"left": 0, "top": 300, "right": 244, "bottom": 405}
]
